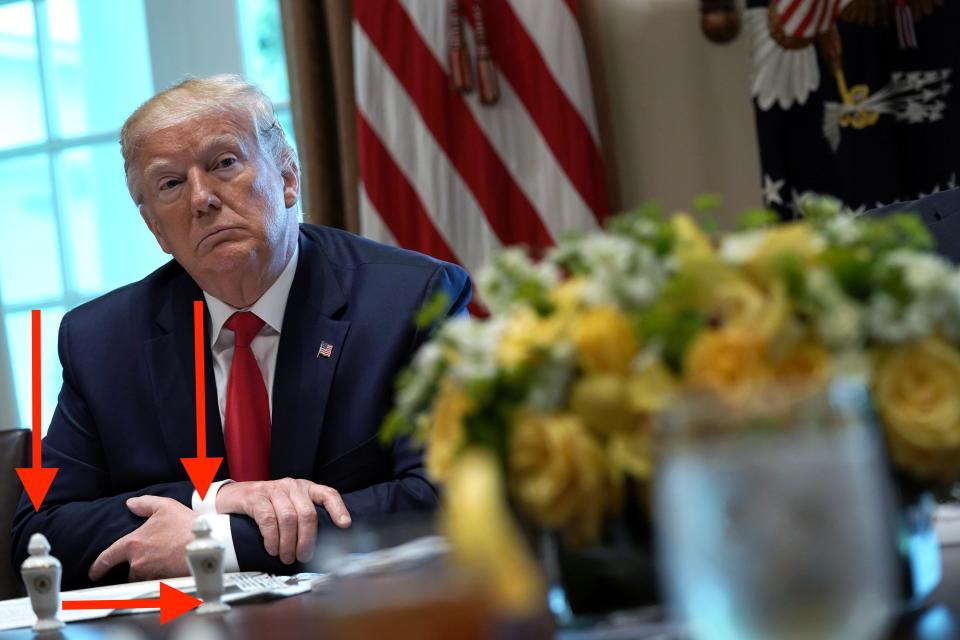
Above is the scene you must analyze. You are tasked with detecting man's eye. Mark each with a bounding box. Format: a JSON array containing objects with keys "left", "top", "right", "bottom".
[
  {"left": 217, "top": 157, "right": 237, "bottom": 169},
  {"left": 159, "top": 179, "right": 181, "bottom": 191}
]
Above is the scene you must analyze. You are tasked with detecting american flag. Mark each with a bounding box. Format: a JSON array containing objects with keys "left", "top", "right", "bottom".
[
  {"left": 770, "top": 0, "right": 844, "bottom": 39},
  {"left": 317, "top": 341, "right": 334, "bottom": 358},
  {"left": 353, "top": 0, "right": 612, "bottom": 299}
]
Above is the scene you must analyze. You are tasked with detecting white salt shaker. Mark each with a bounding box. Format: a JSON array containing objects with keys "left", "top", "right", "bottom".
[
  {"left": 21, "top": 533, "right": 64, "bottom": 631},
  {"left": 186, "top": 517, "right": 230, "bottom": 615}
]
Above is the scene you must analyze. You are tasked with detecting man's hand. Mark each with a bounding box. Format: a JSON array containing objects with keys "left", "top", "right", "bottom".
[
  {"left": 88, "top": 496, "right": 193, "bottom": 582},
  {"left": 216, "top": 478, "right": 351, "bottom": 564}
]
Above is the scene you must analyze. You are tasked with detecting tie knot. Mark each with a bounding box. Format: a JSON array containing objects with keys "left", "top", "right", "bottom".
[{"left": 225, "top": 312, "right": 265, "bottom": 348}]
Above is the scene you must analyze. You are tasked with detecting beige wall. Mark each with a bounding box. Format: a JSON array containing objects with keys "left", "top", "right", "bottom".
[{"left": 589, "top": 0, "right": 763, "bottom": 224}]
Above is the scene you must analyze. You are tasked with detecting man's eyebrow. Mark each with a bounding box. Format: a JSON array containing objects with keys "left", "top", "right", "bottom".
[
  {"left": 141, "top": 159, "right": 175, "bottom": 181},
  {"left": 140, "top": 134, "right": 247, "bottom": 181},
  {"left": 197, "top": 134, "right": 247, "bottom": 158}
]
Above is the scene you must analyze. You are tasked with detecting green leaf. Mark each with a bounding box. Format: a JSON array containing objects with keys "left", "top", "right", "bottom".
[
  {"left": 414, "top": 291, "right": 450, "bottom": 330},
  {"left": 380, "top": 409, "right": 415, "bottom": 445},
  {"left": 736, "top": 208, "right": 779, "bottom": 231},
  {"left": 692, "top": 194, "right": 723, "bottom": 215}
]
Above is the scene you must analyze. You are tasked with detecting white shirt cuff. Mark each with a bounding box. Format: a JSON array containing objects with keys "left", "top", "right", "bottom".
[
  {"left": 191, "top": 479, "right": 234, "bottom": 515},
  {"left": 191, "top": 480, "right": 239, "bottom": 572},
  {"left": 206, "top": 513, "right": 240, "bottom": 573}
]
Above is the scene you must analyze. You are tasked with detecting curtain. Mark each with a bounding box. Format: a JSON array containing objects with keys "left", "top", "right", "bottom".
[{"left": 280, "top": 0, "right": 359, "bottom": 231}]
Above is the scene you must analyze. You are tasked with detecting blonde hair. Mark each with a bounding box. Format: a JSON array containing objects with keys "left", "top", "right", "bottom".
[{"left": 120, "top": 74, "right": 297, "bottom": 204}]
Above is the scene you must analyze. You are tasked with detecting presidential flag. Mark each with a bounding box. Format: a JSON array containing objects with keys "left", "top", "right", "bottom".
[{"left": 746, "top": 0, "right": 960, "bottom": 217}]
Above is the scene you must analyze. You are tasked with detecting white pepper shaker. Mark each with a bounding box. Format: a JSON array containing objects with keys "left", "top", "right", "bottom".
[
  {"left": 21, "top": 533, "right": 64, "bottom": 631},
  {"left": 186, "top": 517, "right": 230, "bottom": 615}
]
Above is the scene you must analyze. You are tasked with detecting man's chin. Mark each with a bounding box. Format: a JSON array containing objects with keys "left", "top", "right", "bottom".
[{"left": 198, "top": 240, "right": 258, "bottom": 272}]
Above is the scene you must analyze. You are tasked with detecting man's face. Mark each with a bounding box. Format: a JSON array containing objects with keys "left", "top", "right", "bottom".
[{"left": 136, "top": 112, "right": 299, "bottom": 283}]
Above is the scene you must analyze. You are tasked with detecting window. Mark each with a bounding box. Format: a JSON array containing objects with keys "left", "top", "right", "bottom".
[{"left": 0, "top": 0, "right": 294, "bottom": 432}]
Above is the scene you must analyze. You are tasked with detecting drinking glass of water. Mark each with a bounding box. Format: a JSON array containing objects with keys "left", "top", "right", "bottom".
[{"left": 655, "top": 379, "right": 898, "bottom": 640}]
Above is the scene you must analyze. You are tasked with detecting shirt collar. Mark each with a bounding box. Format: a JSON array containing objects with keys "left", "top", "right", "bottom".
[{"left": 203, "top": 244, "right": 300, "bottom": 343}]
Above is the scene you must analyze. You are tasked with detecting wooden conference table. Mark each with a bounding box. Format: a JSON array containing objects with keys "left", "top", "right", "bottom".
[{"left": 2, "top": 548, "right": 958, "bottom": 640}]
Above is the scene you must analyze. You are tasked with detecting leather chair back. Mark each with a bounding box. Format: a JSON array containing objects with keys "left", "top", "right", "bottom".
[{"left": 0, "top": 429, "right": 28, "bottom": 599}]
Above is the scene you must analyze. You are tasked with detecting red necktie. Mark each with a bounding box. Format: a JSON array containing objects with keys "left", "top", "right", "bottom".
[{"left": 224, "top": 312, "right": 271, "bottom": 481}]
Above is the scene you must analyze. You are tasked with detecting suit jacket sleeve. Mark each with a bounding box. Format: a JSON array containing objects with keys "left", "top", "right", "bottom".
[
  {"left": 229, "top": 262, "right": 472, "bottom": 573},
  {"left": 10, "top": 314, "right": 196, "bottom": 589}
]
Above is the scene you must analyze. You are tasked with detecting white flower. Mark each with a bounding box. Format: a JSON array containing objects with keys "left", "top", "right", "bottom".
[
  {"left": 477, "top": 248, "right": 560, "bottom": 315},
  {"left": 866, "top": 293, "right": 935, "bottom": 343},
  {"left": 805, "top": 268, "right": 864, "bottom": 348},
  {"left": 551, "top": 232, "right": 668, "bottom": 309},
  {"left": 864, "top": 251, "right": 955, "bottom": 344},
  {"left": 719, "top": 230, "right": 765, "bottom": 264},
  {"left": 439, "top": 316, "right": 508, "bottom": 384},
  {"left": 821, "top": 214, "right": 862, "bottom": 246},
  {"left": 939, "top": 271, "right": 960, "bottom": 343},
  {"left": 884, "top": 250, "right": 952, "bottom": 296}
]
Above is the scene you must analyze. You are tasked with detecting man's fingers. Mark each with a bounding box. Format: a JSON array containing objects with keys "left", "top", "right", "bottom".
[
  {"left": 126, "top": 495, "right": 170, "bottom": 518},
  {"left": 289, "top": 487, "right": 319, "bottom": 563},
  {"left": 88, "top": 536, "right": 129, "bottom": 581},
  {"left": 271, "top": 492, "right": 299, "bottom": 565},
  {"left": 251, "top": 498, "right": 281, "bottom": 557},
  {"left": 307, "top": 484, "right": 351, "bottom": 528}
]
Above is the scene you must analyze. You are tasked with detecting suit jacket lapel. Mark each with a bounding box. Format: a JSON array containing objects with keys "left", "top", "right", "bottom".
[
  {"left": 270, "top": 231, "right": 350, "bottom": 479},
  {"left": 144, "top": 269, "right": 229, "bottom": 480}
]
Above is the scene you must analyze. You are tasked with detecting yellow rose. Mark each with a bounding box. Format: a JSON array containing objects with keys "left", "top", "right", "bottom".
[
  {"left": 570, "top": 306, "right": 639, "bottom": 374},
  {"left": 569, "top": 374, "right": 636, "bottom": 434},
  {"left": 443, "top": 449, "right": 545, "bottom": 615},
  {"left": 747, "top": 222, "right": 824, "bottom": 280},
  {"left": 425, "top": 380, "right": 470, "bottom": 482},
  {"left": 607, "top": 425, "right": 654, "bottom": 481},
  {"left": 550, "top": 277, "right": 587, "bottom": 314},
  {"left": 685, "top": 328, "right": 768, "bottom": 405},
  {"left": 706, "top": 273, "right": 789, "bottom": 341},
  {"left": 672, "top": 213, "right": 715, "bottom": 267},
  {"left": 497, "top": 306, "right": 568, "bottom": 369},
  {"left": 510, "top": 413, "right": 615, "bottom": 545},
  {"left": 626, "top": 361, "right": 678, "bottom": 414},
  {"left": 770, "top": 339, "right": 830, "bottom": 395},
  {"left": 873, "top": 339, "right": 960, "bottom": 482}
]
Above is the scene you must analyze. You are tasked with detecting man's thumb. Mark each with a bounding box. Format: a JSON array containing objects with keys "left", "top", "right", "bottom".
[{"left": 126, "top": 495, "right": 166, "bottom": 517}]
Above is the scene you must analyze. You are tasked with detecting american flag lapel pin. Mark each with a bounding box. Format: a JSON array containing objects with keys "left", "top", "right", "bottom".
[{"left": 317, "top": 341, "right": 334, "bottom": 358}]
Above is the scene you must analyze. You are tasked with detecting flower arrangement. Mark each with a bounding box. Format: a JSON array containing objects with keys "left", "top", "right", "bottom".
[{"left": 383, "top": 196, "right": 960, "bottom": 548}]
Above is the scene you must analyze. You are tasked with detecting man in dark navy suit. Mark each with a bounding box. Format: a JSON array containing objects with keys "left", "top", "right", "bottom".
[
  {"left": 11, "top": 75, "right": 470, "bottom": 588},
  {"left": 870, "top": 188, "right": 960, "bottom": 264}
]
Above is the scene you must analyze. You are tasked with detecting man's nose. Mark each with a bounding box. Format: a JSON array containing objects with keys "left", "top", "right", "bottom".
[{"left": 187, "top": 167, "right": 222, "bottom": 214}]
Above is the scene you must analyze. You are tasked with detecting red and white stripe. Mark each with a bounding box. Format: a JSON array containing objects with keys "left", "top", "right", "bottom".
[
  {"left": 772, "top": 0, "right": 842, "bottom": 39},
  {"left": 354, "top": 0, "right": 611, "bottom": 288}
]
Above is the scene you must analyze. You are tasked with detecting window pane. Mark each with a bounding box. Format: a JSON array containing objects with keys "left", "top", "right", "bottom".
[
  {"left": 48, "top": 0, "right": 153, "bottom": 137},
  {"left": 59, "top": 144, "right": 169, "bottom": 295},
  {"left": 6, "top": 307, "right": 65, "bottom": 433},
  {"left": 0, "top": 1, "right": 45, "bottom": 149},
  {"left": 0, "top": 154, "right": 64, "bottom": 305},
  {"left": 237, "top": 0, "right": 289, "bottom": 103}
]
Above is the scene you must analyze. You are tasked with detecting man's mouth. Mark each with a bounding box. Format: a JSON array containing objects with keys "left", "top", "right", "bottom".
[{"left": 197, "top": 226, "right": 242, "bottom": 248}]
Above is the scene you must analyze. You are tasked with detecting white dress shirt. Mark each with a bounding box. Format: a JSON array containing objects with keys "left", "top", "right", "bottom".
[{"left": 190, "top": 246, "right": 300, "bottom": 572}]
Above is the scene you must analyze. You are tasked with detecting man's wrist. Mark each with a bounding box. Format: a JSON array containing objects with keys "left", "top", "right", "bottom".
[{"left": 191, "top": 479, "right": 234, "bottom": 515}]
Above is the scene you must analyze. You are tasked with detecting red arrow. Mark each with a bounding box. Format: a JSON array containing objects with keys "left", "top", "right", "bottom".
[
  {"left": 62, "top": 582, "right": 202, "bottom": 624},
  {"left": 180, "top": 301, "right": 222, "bottom": 500},
  {"left": 16, "top": 309, "right": 58, "bottom": 511}
]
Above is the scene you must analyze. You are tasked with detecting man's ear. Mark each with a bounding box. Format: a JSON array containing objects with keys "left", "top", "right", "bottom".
[
  {"left": 282, "top": 162, "right": 300, "bottom": 210},
  {"left": 139, "top": 206, "right": 173, "bottom": 254}
]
